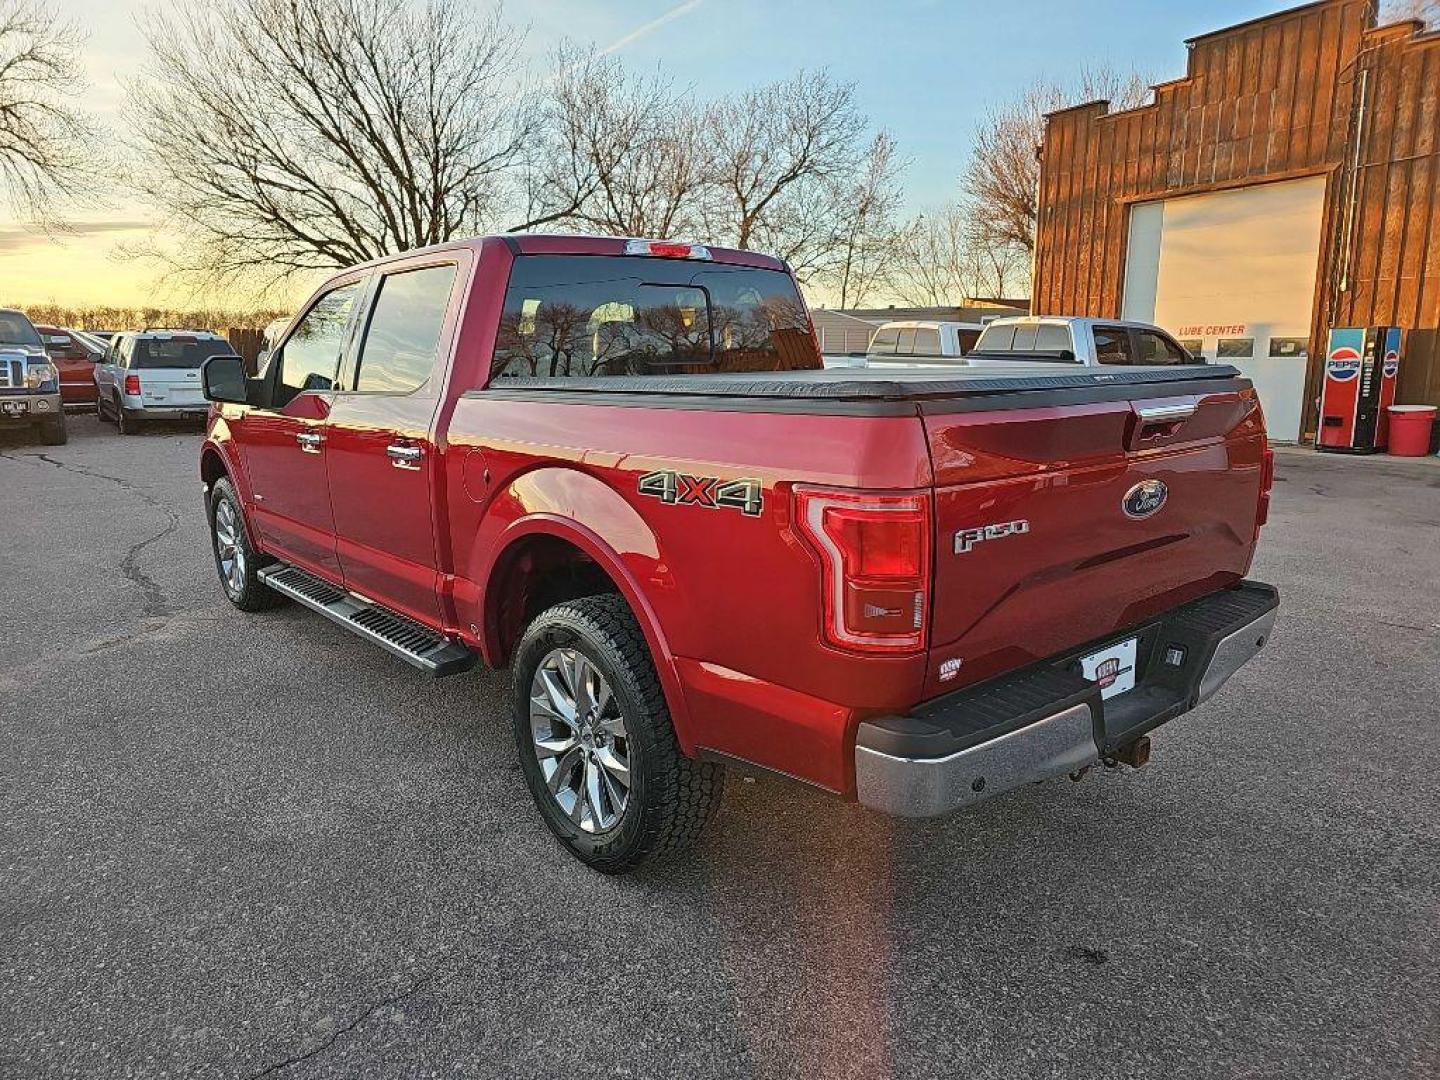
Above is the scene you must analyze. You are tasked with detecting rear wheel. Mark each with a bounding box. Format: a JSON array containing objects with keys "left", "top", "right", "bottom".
[
  {"left": 208, "top": 477, "right": 283, "bottom": 611},
  {"left": 116, "top": 401, "right": 138, "bottom": 435},
  {"left": 96, "top": 395, "right": 110, "bottom": 423},
  {"left": 512, "top": 594, "right": 724, "bottom": 873}
]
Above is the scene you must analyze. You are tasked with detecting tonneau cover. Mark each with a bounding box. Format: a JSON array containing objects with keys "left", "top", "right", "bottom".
[{"left": 481, "top": 364, "right": 1240, "bottom": 402}]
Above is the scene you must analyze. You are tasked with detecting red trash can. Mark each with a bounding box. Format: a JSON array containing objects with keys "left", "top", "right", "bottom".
[{"left": 1386, "top": 405, "right": 1437, "bottom": 457}]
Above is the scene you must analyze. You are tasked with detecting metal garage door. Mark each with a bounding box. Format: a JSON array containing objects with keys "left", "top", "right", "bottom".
[{"left": 1122, "top": 177, "right": 1327, "bottom": 442}]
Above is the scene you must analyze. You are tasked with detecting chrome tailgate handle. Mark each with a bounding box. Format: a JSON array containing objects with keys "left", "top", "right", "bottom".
[
  {"left": 387, "top": 444, "right": 424, "bottom": 471},
  {"left": 1136, "top": 403, "right": 1197, "bottom": 423},
  {"left": 1132, "top": 401, "right": 1198, "bottom": 445},
  {"left": 296, "top": 431, "right": 325, "bottom": 453}
]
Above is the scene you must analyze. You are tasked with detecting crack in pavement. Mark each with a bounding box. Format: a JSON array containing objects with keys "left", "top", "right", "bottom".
[
  {"left": 244, "top": 972, "right": 441, "bottom": 1079},
  {"left": 3, "top": 449, "right": 180, "bottom": 617}
]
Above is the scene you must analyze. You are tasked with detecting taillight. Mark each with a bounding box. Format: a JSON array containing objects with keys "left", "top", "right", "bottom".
[
  {"left": 1256, "top": 442, "right": 1275, "bottom": 530},
  {"left": 124, "top": 374, "right": 141, "bottom": 395},
  {"left": 794, "top": 487, "right": 932, "bottom": 654},
  {"left": 622, "top": 238, "right": 711, "bottom": 260}
]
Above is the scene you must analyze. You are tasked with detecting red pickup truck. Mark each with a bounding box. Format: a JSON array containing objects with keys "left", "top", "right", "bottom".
[{"left": 199, "top": 234, "right": 1278, "bottom": 872}]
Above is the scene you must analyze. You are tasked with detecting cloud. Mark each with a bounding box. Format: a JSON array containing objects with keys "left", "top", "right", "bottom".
[
  {"left": 596, "top": 0, "right": 704, "bottom": 57},
  {"left": 0, "top": 219, "right": 152, "bottom": 251}
]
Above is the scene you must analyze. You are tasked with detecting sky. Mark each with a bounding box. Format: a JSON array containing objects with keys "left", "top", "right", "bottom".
[{"left": 0, "top": 0, "right": 1291, "bottom": 312}]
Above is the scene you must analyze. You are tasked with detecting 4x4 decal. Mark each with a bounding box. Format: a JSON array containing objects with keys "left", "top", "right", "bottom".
[{"left": 638, "top": 470, "right": 764, "bottom": 516}]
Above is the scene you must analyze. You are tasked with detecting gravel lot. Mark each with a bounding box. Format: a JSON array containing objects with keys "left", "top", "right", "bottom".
[{"left": 2, "top": 420, "right": 1437, "bottom": 1080}]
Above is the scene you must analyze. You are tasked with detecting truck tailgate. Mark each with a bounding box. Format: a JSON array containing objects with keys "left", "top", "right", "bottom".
[{"left": 922, "top": 384, "right": 1267, "bottom": 697}]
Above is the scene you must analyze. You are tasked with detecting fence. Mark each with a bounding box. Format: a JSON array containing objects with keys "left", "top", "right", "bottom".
[{"left": 222, "top": 328, "right": 266, "bottom": 374}]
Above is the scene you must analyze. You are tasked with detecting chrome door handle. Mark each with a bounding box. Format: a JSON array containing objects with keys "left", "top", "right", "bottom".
[
  {"left": 387, "top": 444, "right": 424, "bottom": 471},
  {"left": 296, "top": 431, "right": 325, "bottom": 453}
]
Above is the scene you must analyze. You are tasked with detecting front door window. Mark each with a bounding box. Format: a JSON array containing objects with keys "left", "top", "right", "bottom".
[{"left": 276, "top": 283, "right": 362, "bottom": 405}]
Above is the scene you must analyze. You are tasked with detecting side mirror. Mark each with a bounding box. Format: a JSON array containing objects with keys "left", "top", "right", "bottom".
[{"left": 202, "top": 354, "right": 249, "bottom": 404}]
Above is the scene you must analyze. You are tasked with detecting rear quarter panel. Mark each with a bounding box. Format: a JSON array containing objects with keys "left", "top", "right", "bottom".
[{"left": 443, "top": 397, "right": 934, "bottom": 791}]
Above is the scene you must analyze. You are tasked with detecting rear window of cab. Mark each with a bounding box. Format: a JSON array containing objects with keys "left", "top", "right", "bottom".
[
  {"left": 490, "top": 255, "right": 821, "bottom": 379},
  {"left": 975, "top": 322, "right": 1074, "bottom": 357}
]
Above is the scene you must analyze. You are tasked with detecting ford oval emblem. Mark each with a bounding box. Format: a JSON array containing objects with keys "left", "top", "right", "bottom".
[{"left": 1122, "top": 479, "right": 1168, "bottom": 519}]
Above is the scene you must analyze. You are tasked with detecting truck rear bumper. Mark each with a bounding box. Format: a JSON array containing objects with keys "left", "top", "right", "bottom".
[
  {"left": 126, "top": 403, "right": 209, "bottom": 421},
  {"left": 854, "top": 581, "right": 1278, "bottom": 818}
]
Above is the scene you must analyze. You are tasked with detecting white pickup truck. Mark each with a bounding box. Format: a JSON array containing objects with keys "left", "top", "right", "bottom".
[
  {"left": 823, "top": 319, "right": 985, "bottom": 369},
  {"left": 970, "top": 317, "right": 1197, "bottom": 367}
]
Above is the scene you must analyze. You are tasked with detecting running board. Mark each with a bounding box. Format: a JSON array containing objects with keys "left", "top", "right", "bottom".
[{"left": 258, "top": 563, "right": 477, "bottom": 677}]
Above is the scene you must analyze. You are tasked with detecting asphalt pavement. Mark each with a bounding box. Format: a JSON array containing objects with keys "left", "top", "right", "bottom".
[{"left": 1, "top": 421, "right": 1437, "bottom": 1079}]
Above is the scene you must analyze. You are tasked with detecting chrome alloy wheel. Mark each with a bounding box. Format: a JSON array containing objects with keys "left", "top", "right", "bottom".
[
  {"left": 529, "top": 647, "right": 631, "bottom": 834},
  {"left": 213, "top": 497, "right": 246, "bottom": 596}
]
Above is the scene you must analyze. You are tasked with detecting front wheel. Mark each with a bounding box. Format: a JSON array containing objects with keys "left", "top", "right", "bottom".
[
  {"left": 208, "top": 477, "right": 283, "bottom": 611},
  {"left": 512, "top": 594, "right": 724, "bottom": 873},
  {"left": 38, "top": 413, "right": 67, "bottom": 445}
]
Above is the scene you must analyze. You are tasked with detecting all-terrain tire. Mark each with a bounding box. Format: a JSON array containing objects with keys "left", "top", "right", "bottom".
[
  {"left": 208, "top": 476, "right": 284, "bottom": 612},
  {"left": 512, "top": 594, "right": 724, "bottom": 873}
]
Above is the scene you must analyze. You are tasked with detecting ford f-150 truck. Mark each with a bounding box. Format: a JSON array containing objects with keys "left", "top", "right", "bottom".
[
  {"left": 0, "top": 308, "right": 67, "bottom": 444},
  {"left": 198, "top": 234, "right": 1278, "bottom": 872}
]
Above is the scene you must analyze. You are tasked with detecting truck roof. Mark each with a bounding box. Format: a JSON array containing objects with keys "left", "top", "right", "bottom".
[
  {"left": 873, "top": 319, "right": 985, "bottom": 332},
  {"left": 343, "top": 234, "right": 790, "bottom": 275},
  {"left": 984, "top": 315, "right": 1173, "bottom": 333}
]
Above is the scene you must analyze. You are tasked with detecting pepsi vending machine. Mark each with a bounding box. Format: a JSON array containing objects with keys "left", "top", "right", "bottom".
[{"left": 1317, "top": 326, "right": 1402, "bottom": 452}]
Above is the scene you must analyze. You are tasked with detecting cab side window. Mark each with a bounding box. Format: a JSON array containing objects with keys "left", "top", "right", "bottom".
[
  {"left": 1093, "top": 326, "right": 1135, "bottom": 364},
  {"left": 276, "top": 282, "right": 362, "bottom": 404},
  {"left": 351, "top": 264, "right": 457, "bottom": 393},
  {"left": 1135, "top": 330, "right": 1188, "bottom": 365}
]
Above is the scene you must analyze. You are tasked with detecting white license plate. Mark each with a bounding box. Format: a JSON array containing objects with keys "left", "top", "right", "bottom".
[
  {"left": 1080, "top": 637, "right": 1138, "bottom": 700},
  {"left": 2, "top": 400, "right": 24, "bottom": 414}
]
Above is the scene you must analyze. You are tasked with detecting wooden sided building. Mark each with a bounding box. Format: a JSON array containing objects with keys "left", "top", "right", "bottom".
[{"left": 1032, "top": 0, "right": 1439, "bottom": 442}]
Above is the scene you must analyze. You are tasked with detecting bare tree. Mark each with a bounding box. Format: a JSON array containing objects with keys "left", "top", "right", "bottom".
[
  {"left": 126, "top": 0, "right": 536, "bottom": 288},
  {"left": 526, "top": 45, "right": 707, "bottom": 239},
  {"left": 701, "top": 70, "right": 867, "bottom": 278},
  {"left": 0, "top": 0, "right": 92, "bottom": 219},
  {"left": 963, "top": 66, "right": 1151, "bottom": 260},
  {"left": 821, "top": 131, "right": 906, "bottom": 308},
  {"left": 890, "top": 206, "right": 1027, "bottom": 307}
]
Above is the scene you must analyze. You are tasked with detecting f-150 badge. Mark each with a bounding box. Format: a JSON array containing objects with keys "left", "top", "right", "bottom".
[
  {"left": 954, "top": 519, "right": 1029, "bottom": 554},
  {"left": 638, "top": 470, "right": 764, "bottom": 516}
]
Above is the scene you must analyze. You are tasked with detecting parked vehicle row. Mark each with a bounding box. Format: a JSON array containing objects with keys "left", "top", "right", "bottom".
[
  {"left": 0, "top": 310, "right": 247, "bottom": 442},
  {"left": 823, "top": 315, "right": 1199, "bottom": 371},
  {"left": 196, "top": 233, "right": 1278, "bottom": 874}
]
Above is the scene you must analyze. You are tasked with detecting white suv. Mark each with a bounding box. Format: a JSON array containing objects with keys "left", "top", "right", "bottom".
[{"left": 95, "top": 330, "right": 238, "bottom": 435}]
